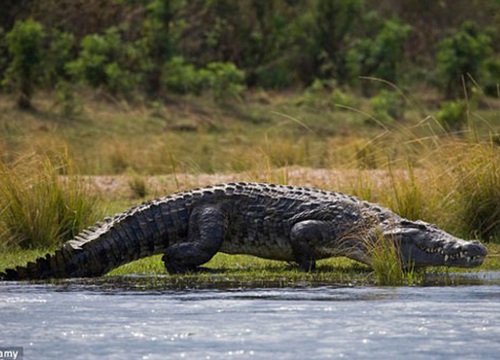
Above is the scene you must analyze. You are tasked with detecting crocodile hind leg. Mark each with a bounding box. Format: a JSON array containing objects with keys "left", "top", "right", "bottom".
[
  {"left": 290, "top": 220, "right": 330, "bottom": 272},
  {"left": 162, "top": 205, "right": 227, "bottom": 274}
]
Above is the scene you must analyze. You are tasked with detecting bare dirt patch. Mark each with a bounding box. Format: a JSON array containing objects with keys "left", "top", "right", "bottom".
[{"left": 85, "top": 167, "right": 425, "bottom": 200}]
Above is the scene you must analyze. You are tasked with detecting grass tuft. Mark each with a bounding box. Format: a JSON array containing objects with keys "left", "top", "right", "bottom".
[
  {"left": 365, "top": 229, "right": 422, "bottom": 286},
  {"left": 0, "top": 152, "right": 102, "bottom": 250},
  {"left": 440, "top": 141, "right": 500, "bottom": 241}
]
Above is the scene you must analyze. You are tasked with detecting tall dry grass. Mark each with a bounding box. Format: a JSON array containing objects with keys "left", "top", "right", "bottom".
[{"left": 0, "top": 152, "right": 102, "bottom": 250}]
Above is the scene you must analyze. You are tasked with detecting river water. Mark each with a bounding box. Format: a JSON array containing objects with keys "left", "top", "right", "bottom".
[{"left": 1, "top": 273, "right": 500, "bottom": 359}]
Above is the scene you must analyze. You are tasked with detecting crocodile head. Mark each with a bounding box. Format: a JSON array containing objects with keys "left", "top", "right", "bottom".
[{"left": 383, "top": 220, "right": 488, "bottom": 268}]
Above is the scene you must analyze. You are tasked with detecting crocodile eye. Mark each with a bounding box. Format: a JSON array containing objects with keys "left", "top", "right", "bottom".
[{"left": 401, "top": 220, "right": 429, "bottom": 231}]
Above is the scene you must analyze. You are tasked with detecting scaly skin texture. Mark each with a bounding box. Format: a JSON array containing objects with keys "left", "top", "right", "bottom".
[{"left": 0, "top": 183, "right": 488, "bottom": 280}]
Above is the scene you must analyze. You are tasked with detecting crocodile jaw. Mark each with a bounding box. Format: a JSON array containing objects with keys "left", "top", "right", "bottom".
[
  {"left": 400, "top": 238, "right": 487, "bottom": 268},
  {"left": 384, "top": 221, "right": 488, "bottom": 268}
]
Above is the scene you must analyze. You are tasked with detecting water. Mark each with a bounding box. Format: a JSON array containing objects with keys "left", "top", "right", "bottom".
[{"left": 1, "top": 274, "right": 500, "bottom": 360}]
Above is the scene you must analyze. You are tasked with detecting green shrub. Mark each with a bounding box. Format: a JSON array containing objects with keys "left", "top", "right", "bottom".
[
  {"left": 3, "top": 19, "right": 45, "bottom": 109},
  {"left": 348, "top": 18, "right": 411, "bottom": 90},
  {"left": 67, "top": 28, "right": 139, "bottom": 95},
  {"left": 437, "top": 21, "right": 492, "bottom": 99},
  {"left": 162, "top": 56, "right": 203, "bottom": 94},
  {"left": 331, "top": 87, "right": 355, "bottom": 109},
  {"left": 254, "top": 59, "right": 296, "bottom": 89},
  {"left": 483, "top": 58, "right": 500, "bottom": 97},
  {"left": 436, "top": 100, "right": 468, "bottom": 132},
  {"left": 54, "top": 81, "right": 83, "bottom": 119},
  {"left": 42, "top": 29, "right": 74, "bottom": 87},
  {"left": 199, "top": 62, "right": 246, "bottom": 102},
  {"left": 313, "top": 0, "right": 364, "bottom": 84},
  {"left": 370, "top": 90, "right": 405, "bottom": 123},
  {"left": 0, "top": 28, "right": 9, "bottom": 84},
  {"left": 0, "top": 154, "right": 102, "bottom": 250},
  {"left": 141, "top": 0, "right": 185, "bottom": 94},
  {"left": 162, "top": 58, "right": 245, "bottom": 100},
  {"left": 299, "top": 78, "right": 332, "bottom": 108}
]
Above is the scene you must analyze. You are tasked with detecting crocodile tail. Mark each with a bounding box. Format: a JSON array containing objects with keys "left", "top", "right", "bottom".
[
  {"left": 0, "top": 201, "right": 172, "bottom": 280},
  {"left": 1, "top": 246, "right": 80, "bottom": 280}
]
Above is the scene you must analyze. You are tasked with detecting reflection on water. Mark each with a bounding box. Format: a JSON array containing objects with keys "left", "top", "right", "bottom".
[{"left": 1, "top": 273, "right": 500, "bottom": 359}]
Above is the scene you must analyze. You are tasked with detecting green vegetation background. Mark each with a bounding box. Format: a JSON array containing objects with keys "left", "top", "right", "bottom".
[{"left": 0, "top": 1, "right": 499, "bottom": 282}]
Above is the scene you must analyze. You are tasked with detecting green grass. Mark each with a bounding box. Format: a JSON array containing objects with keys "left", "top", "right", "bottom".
[
  {"left": 3, "top": 89, "right": 496, "bottom": 176},
  {"left": 0, "top": 152, "right": 102, "bottom": 250},
  {"left": 1, "top": 245, "right": 499, "bottom": 288},
  {"left": 364, "top": 229, "right": 422, "bottom": 286},
  {"left": 0, "top": 88, "right": 498, "bottom": 286}
]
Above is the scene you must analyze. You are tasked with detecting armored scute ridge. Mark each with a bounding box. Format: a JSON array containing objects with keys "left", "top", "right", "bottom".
[{"left": 1, "top": 182, "right": 488, "bottom": 280}]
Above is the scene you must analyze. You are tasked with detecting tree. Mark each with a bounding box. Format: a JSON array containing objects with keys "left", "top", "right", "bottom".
[
  {"left": 437, "top": 21, "right": 492, "bottom": 98},
  {"left": 347, "top": 17, "right": 411, "bottom": 93},
  {"left": 142, "top": 0, "right": 185, "bottom": 95},
  {"left": 66, "top": 28, "right": 138, "bottom": 96},
  {"left": 313, "top": 0, "right": 364, "bottom": 84},
  {"left": 3, "top": 19, "right": 45, "bottom": 109}
]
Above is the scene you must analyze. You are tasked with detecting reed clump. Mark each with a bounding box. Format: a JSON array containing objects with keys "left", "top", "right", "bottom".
[
  {"left": 0, "top": 152, "right": 102, "bottom": 250},
  {"left": 367, "top": 234, "right": 415, "bottom": 286},
  {"left": 436, "top": 141, "right": 500, "bottom": 242}
]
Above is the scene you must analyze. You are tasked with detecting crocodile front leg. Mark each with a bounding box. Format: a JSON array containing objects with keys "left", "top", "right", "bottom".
[
  {"left": 162, "top": 205, "right": 227, "bottom": 274},
  {"left": 290, "top": 220, "right": 331, "bottom": 272}
]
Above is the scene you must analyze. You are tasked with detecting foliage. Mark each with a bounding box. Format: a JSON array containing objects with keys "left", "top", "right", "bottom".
[
  {"left": 482, "top": 58, "right": 500, "bottom": 97},
  {"left": 2, "top": 20, "right": 74, "bottom": 108},
  {"left": 331, "top": 87, "right": 355, "bottom": 109},
  {"left": 437, "top": 21, "right": 493, "bottom": 99},
  {"left": 370, "top": 90, "right": 405, "bottom": 123},
  {"left": 141, "top": 0, "right": 185, "bottom": 95},
  {"left": 67, "top": 28, "right": 139, "bottom": 96},
  {"left": 436, "top": 100, "right": 468, "bottom": 133},
  {"left": 348, "top": 18, "right": 412, "bottom": 93},
  {"left": 0, "top": 1, "right": 499, "bottom": 100},
  {"left": 3, "top": 19, "right": 45, "bottom": 109},
  {"left": 54, "top": 81, "right": 83, "bottom": 119},
  {"left": 313, "top": 0, "right": 364, "bottom": 84},
  {"left": 201, "top": 62, "right": 246, "bottom": 101},
  {"left": 162, "top": 56, "right": 201, "bottom": 94},
  {"left": 0, "top": 28, "right": 9, "bottom": 85},
  {"left": 42, "top": 29, "right": 74, "bottom": 87},
  {"left": 162, "top": 57, "right": 246, "bottom": 101}
]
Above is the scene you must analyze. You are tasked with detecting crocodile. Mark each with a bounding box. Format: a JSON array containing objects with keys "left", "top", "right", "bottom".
[{"left": 0, "top": 182, "right": 488, "bottom": 280}]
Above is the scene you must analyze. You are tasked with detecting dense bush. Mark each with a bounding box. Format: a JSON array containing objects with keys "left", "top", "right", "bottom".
[
  {"left": 348, "top": 18, "right": 412, "bottom": 93},
  {"left": 162, "top": 57, "right": 246, "bottom": 101},
  {"left": 42, "top": 29, "right": 74, "bottom": 87},
  {"left": 436, "top": 100, "right": 468, "bottom": 132},
  {"left": 0, "top": 28, "right": 9, "bottom": 85},
  {"left": 370, "top": 90, "right": 405, "bottom": 123},
  {"left": 67, "top": 28, "right": 140, "bottom": 95},
  {"left": 199, "top": 62, "right": 246, "bottom": 102},
  {"left": 0, "top": 1, "right": 498, "bottom": 100},
  {"left": 313, "top": 0, "right": 364, "bottom": 84},
  {"left": 162, "top": 56, "right": 202, "bottom": 94},
  {"left": 437, "top": 21, "right": 493, "bottom": 99},
  {"left": 3, "top": 19, "right": 45, "bottom": 109}
]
